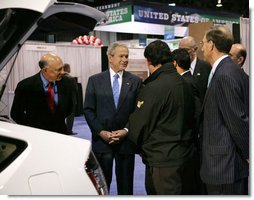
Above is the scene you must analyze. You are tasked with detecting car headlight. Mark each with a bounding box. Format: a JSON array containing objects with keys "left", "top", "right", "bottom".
[{"left": 85, "top": 151, "right": 108, "bottom": 195}]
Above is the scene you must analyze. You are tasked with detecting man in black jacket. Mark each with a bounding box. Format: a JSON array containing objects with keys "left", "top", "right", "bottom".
[{"left": 128, "top": 40, "right": 197, "bottom": 195}]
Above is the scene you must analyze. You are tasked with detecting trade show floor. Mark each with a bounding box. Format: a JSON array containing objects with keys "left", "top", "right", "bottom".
[{"left": 72, "top": 116, "right": 146, "bottom": 195}]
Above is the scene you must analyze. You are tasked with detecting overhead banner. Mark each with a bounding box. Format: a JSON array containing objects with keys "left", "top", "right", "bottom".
[
  {"left": 134, "top": 4, "right": 240, "bottom": 26},
  {"left": 96, "top": 2, "right": 132, "bottom": 25}
]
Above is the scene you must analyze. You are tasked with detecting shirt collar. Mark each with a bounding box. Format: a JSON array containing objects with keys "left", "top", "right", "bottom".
[
  {"left": 181, "top": 70, "right": 190, "bottom": 76},
  {"left": 190, "top": 56, "right": 197, "bottom": 74},
  {"left": 109, "top": 67, "right": 123, "bottom": 79},
  {"left": 40, "top": 71, "right": 55, "bottom": 88},
  {"left": 211, "top": 55, "right": 228, "bottom": 74}
]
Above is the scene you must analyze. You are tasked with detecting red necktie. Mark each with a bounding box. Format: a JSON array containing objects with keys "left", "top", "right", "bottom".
[{"left": 47, "top": 82, "right": 55, "bottom": 113}]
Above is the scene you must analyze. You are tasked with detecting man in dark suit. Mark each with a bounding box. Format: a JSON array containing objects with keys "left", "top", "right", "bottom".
[
  {"left": 128, "top": 40, "right": 197, "bottom": 195},
  {"left": 11, "top": 53, "right": 74, "bottom": 134},
  {"left": 83, "top": 42, "right": 142, "bottom": 195},
  {"left": 63, "top": 63, "right": 78, "bottom": 135},
  {"left": 179, "top": 36, "right": 211, "bottom": 103},
  {"left": 229, "top": 43, "right": 247, "bottom": 69},
  {"left": 200, "top": 26, "right": 249, "bottom": 194},
  {"left": 172, "top": 48, "right": 202, "bottom": 147},
  {"left": 172, "top": 48, "right": 203, "bottom": 194}
]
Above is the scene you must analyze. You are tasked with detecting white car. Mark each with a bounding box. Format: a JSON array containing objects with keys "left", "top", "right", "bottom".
[
  {"left": 0, "top": 121, "right": 108, "bottom": 195},
  {"left": 0, "top": 0, "right": 108, "bottom": 195}
]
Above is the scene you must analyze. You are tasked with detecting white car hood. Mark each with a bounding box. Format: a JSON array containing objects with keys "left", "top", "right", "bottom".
[{"left": 0, "top": 0, "right": 107, "bottom": 71}]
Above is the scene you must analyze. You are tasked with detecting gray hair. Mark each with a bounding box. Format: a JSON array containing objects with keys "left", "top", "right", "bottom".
[{"left": 106, "top": 42, "right": 128, "bottom": 56}]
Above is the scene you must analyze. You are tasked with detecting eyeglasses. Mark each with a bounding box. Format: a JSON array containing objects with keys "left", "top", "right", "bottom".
[
  {"left": 47, "top": 66, "right": 64, "bottom": 73},
  {"left": 180, "top": 47, "right": 197, "bottom": 53},
  {"left": 199, "top": 40, "right": 211, "bottom": 46}
]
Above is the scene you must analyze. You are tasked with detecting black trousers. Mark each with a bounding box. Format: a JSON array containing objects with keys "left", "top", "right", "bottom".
[
  {"left": 206, "top": 177, "right": 249, "bottom": 195},
  {"left": 145, "top": 154, "right": 200, "bottom": 195},
  {"left": 94, "top": 152, "right": 135, "bottom": 195}
]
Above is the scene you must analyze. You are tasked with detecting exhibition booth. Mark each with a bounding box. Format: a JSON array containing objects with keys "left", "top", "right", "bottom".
[{"left": 0, "top": 1, "right": 249, "bottom": 118}]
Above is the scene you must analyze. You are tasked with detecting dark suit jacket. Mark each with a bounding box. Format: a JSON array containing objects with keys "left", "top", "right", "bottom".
[
  {"left": 182, "top": 71, "right": 202, "bottom": 147},
  {"left": 84, "top": 69, "right": 142, "bottom": 154},
  {"left": 11, "top": 73, "right": 73, "bottom": 134},
  {"left": 193, "top": 58, "right": 211, "bottom": 103},
  {"left": 200, "top": 57, "right": 249, "bottom": 184}
]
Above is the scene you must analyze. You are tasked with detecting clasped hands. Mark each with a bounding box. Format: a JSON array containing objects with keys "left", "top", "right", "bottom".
[{"left": 99, "top": 129, "right": 128, "bottom": 144}]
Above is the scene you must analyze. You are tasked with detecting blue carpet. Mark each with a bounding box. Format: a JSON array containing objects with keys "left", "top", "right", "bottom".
[{"left": 72, "top": 116, "right": 146, "bottom": 195}]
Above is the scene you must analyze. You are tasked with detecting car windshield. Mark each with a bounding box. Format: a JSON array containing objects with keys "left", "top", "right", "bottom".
[{"left": 0, "top": 8, "right": 41, "bottom": 71}]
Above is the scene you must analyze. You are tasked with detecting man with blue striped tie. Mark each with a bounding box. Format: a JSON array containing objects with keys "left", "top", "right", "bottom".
[{"left": 84, "top": 42, "right": 142, "bottom": 195}]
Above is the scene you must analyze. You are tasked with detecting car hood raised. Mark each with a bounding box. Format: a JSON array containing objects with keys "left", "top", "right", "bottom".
[{"left": 0, "top": 0, "right": 107, "bottom": 71}]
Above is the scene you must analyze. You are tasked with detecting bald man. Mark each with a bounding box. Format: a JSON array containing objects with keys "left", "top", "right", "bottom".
[
  {"left": 11, "top": 53, "right": 74, "bottom": 134},
  {"left": 179, "top": 36, "right": 211, "bottom": 103},
  {"left": 229, "top": 43, "right": 247, "bottom": 68}
]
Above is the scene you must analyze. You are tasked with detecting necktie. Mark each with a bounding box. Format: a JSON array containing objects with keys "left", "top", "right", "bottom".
[
  {"left": 190, "top": 66, "right": 194, "bottom": 75},
  {"left": 207, "top": 71, "right": 214, "bottom": 88},
  {"left": 112, "top": 74, "right": 119, "bottom": 108},
  {"left": 47, "top": 82, "right": 55, "bottom": 112}
]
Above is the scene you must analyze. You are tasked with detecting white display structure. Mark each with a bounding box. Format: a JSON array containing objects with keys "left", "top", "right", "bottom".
[{"left": 0, "top": 41, "right": 102, "bottom": 117}]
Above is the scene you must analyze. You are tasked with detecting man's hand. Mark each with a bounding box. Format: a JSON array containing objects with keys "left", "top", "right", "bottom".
[
  {"left": 99, "top": 130, "right": 113, "bottom": 143},
  {"left": 109, "top": 129, "right": 128, "bottom": 144}
]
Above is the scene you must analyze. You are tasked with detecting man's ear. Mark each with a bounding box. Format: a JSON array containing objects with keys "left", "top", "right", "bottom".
[
  {"left": 173, "top": 60, "right": 177, "bottom": 68},
  {"left": 39, "top": 60, "right": 48, "bottom": 69},
  {"left": 238, "top": 56, "right": 244, "bottom": 65},
  {"left": 146, "top": 59, "right": 152, "bottom": 67}
]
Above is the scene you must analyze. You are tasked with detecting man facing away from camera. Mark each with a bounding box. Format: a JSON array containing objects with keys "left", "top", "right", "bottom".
[{"left": 128, "top": 40, "right": 198, "bottom": 195}]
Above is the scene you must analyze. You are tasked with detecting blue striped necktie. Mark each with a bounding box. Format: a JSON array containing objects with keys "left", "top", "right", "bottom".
[
  {"left": 207, "top": 71, "right": 214, "bottom": 88},
  {"left": 112, "top": 74, "right": 119, "bottom": 108}
]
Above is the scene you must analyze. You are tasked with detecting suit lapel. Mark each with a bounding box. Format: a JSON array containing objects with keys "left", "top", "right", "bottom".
[
  {"left": 193, "top": 59, "right": 201, "bottom": 76},
  {"left": 56, "top": 80, "right": 63, "bottom": 108},
  {"left": 34, "top": 73, "right": 52, "bottom": 111},
  {"left": 201, "top": 58, "right": 225, "bottom": 110},
  {"left": 102, "top": 70, "right": 116, "bottom": 110},
  {"left": 117, "top": 72, "right": 132, "bottom": 110}
]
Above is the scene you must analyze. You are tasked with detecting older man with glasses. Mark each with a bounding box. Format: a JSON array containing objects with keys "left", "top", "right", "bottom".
[
  {"left": 179, "top": 36, "right": 211, "bottom": 103},
  {"left": 11, "top": 53, "right": 75, "bottom": 135},
  {"left": 199, "top": 26, "right": 249, "bottom": 195}
]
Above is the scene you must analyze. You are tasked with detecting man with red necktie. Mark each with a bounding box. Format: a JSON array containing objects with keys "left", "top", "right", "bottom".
[{"left": 11, "top": 53, "right": 74, "bottom": 134}]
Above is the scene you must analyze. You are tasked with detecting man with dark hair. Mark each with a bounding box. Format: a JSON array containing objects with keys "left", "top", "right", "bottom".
[
  {"left": 172, "top": 48, "right": 203, "bottom": 194},
  {"left": 172, "top": 48, "right": 201, "bottom": 143},
  {"left": 229, "top": 43, "right": 247, "bottom": 68},
  {"left": 200, "top": 26, "right": 249, "bottom": 195},
  {"left": 128, "top": 40, "right": 197, "bottom": 195},
  {"left": 11, "top": 53, "right": 74, "bottom": 134}
]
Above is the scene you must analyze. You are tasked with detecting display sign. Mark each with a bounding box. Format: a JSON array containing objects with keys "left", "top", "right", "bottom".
[
  {"left": 25, "top": 44, "right": 56, "bottom": 51},
  {"left": 96, "top": 2, "right": 132, "bottom": 25},
  {"left": 134, "top": 4, "right": 240, "bottom": 26}
]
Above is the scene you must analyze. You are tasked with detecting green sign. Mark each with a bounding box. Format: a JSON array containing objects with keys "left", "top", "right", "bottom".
[{"left": 104, "top": 5, "right": 132, "bottom": 25}]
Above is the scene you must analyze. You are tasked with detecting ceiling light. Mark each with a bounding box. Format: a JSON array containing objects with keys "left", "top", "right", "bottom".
[
  {"left": 168, "top": 3, "right": 176, "bottom": 6},
  {"left": 216, "top": 0, "right": 223, "bottom": 7}
]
